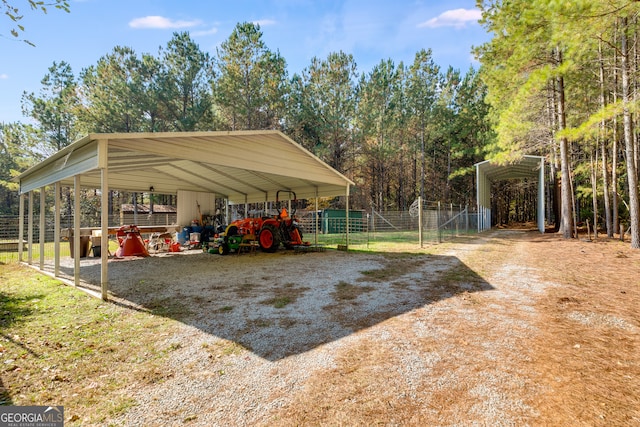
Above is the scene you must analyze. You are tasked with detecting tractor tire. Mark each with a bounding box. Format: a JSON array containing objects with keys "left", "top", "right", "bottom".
[
  {"left": 218, "top": 243, "right": 229, "bottom": 255},
  {"left": 225, "top": 225, "right": 238, "bottom": 237},
  {"left": 259, "top": 224, "right": 280, "bottom": 252}
]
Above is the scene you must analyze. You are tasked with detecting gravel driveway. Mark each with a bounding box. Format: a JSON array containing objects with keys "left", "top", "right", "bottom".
[{"left": 47, "top": 229, "right": 639, "bottom": 426}]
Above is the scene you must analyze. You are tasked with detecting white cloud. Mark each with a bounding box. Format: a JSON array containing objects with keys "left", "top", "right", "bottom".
[
  {"left": 253, "top": 19, "right": 277, "bottom": 27},
  {"left": 0, "top": 74, "right": 8, "bottom": 79},
  {"left": 417, "top": 8, "right": 481, "bottom": 29},
  {"left": 129, "top": 15, "right": 202, "bottom": 29},
  {"left": 192, "top": 27, "right": 219, "bottom": 37}
]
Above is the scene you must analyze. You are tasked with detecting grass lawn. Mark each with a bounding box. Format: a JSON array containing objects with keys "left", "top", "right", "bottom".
[{"left": 0, "top": 263, "right": 181, "bottom": 425}]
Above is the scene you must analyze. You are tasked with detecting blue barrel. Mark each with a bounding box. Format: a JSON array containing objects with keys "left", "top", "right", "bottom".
[{"left": 178, "top": 226, "right": 191, "bottom": 244}]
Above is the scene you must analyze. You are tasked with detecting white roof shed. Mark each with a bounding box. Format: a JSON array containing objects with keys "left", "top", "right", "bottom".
[
  {"left": 475, "top": 155, "right": 546, "bottom": 233},
  {"left": 16, "top": 130, "right": 354, "bottom": 299}
]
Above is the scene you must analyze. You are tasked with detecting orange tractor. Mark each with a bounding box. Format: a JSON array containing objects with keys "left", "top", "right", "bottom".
[{"left": 214, "top": 191, "right": 310, "bottom": 254}]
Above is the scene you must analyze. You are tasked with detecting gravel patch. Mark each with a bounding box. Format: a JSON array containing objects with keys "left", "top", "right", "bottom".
[
  {"left": 43, "top": 231, "right": 560, "bottom": 425},
  {"left": 567, "top": 311, "right": 638, "bottom": 331}
]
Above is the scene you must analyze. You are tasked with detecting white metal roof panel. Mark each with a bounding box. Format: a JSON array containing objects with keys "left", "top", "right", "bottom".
[{"left": 17, "top": 131, "right": 354, "bottom": 203}]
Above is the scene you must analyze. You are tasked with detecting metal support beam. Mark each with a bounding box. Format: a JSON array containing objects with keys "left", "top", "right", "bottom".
[
  {"left": 73, "top": 175, "right": 80, "bottom": 287},
  {"left": 100, "top": 167, "right": 109, "bottom": 300},
  {"left": 345, "top": 185, "right": 350, "bottom": 249},
  {"left": 314, "top": 187, "right": 319, "bottom": 246},
  {"left": 54, "top": 182, "right": 61, "bottom": 277},
  {"left": 18, "top": 193, "right": 25, "bottom": 263},
  {"left": 538, "top": 157, "right": 546, "bottom": 233},
  {"left": 28, "top": 191, "right": 33, "bottom": 265},
  {"left": 39, "top": 187, "right": 45, "bottom": 270},
  {"left": 418, "top": 196, "right": 423, "bottom": 248}
]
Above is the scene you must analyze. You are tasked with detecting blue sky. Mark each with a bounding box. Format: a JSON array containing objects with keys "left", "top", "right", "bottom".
[{"left": 1, "top": 0, "right": 491, "bottom": 124}]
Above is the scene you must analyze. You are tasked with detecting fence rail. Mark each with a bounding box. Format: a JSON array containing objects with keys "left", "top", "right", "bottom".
[{"left": 0, "top": 201, "right": 477, "bottom": 263}]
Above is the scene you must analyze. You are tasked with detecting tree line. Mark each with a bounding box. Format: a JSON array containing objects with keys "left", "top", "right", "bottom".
[
  {"left": 5, "top": 5, "right": 640, "bottom": 249},
  {"left": 0, "top": 22, "right": 490, "bottom": 218},
  {"left": 476, "top": 0, "right": 640, "bottom": 248}
]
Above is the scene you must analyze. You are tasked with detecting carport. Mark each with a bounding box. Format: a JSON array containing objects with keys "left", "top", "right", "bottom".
[
  {"left": 16, "top": 130, "right": 354, "bottom": 300},
  {"left": 475, "top": 155, "right": 545, "bottom": 233}
]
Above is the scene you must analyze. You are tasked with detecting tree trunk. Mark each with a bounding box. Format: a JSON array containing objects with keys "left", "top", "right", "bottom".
[
  {"left": 555, "top": 48, "right": 574, "bottom": 238},
  {"left": 420, "top": 122, "right": 425, "bottom": 201},
  {"left": 620, "top": 17, "right": 640, "bottom": 248},
  {"left": 547, "top": 81, "right": 561, "bottom": 232},
  {"left": 634, "top": 17, "right": 640, "bottom": 180},
  {"left": 613, "top": 26, "right": 620, "bottom": 235},
  {"left": 601, "top": 141, "right": 613, "bottom": 237},
  {"left": 590, "top": 150, "right": 598, "bottom": 239},
  {"left": 599, "top": 40, "right": 613, "bottom": 238}
]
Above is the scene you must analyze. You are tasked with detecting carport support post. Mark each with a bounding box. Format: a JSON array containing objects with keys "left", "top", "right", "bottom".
[
  {"left": 54, "top": 182, "right": 61, "bottom": 277},
  {"left": 18, "top": 193, "right": 24, "bottom": 263},
  {"left": 73, "top": 175, "right": 80, "bottom": 287},
  {"left": 474, "top": 164, "right": 482, "bottom": 233},
  {"left": 28, "top": 191, "right": 33, "bottom": 265},
  {"left": 345, "top": 185, "right": 350, "bottom": 249},
  {"left": 39, "top": 186, "right": 45, "bottom": 270},
  {"left": 263, "top": 195, "right": 267, "bottom": 219},
  {"left": 476, "top": 163, "right": 482, "bottom": 232},
  {"left": 314, "top": 189, "right": 319, "bottom": 246},
  {"left": 100, "top": 166, "right": 109, "bottom": 300}
]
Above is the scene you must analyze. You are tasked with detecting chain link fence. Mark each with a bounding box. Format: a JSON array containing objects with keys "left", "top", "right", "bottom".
[
  {"left": 1, "top": 200, "right": 478, "bottom": 263},
  {"left": 299, "top": 201, "right": 478, "bottom": 251}
]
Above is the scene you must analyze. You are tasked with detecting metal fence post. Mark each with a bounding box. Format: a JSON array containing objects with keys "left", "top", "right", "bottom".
[
  {"left": 418, "top": 196, "right": 423, "bottom": 248},
  {"left": 465, "top": 204, "right": 469, "bottom": 234},
  {"left": 437, "top": 201, "right": 441, "bottom": 243}
]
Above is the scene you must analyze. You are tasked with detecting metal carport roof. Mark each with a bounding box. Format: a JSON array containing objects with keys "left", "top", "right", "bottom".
[
  {"left": 17, "top": 130, "right": 354, "bottom": 202},
  {"left": 16, "top": 130, "right": 354, "bottom": 300},
  {"left": 475, "top": 155, "right": 545, "bottom": 233}
]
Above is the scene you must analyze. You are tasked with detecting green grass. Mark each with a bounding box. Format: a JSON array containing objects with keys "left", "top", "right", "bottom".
[
  {"left": 0, "top": 263, "right": 180, "bottom": 425},
  {"left": 312, "top": 229, "right": 473, "bottom": 252},
  {"left": 0, "top": 240, "right": 121, "bottom": 264},
  {"left": 262, "top": 296, "right": 292, "bottom": 308}
]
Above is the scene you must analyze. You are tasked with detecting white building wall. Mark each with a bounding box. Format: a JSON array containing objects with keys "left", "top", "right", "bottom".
[{"left": 177, "top": 190, "right": 215, "bottom": 226}]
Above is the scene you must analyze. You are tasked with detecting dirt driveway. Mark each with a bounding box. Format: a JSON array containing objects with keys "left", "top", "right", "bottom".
[{"left": 73, "top": 229, "right": 640, "bottom": 426}]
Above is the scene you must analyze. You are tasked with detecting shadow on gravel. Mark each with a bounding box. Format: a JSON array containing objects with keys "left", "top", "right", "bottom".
[{"left": 58, "top": 250, "right": 493, "bottom": 361}]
